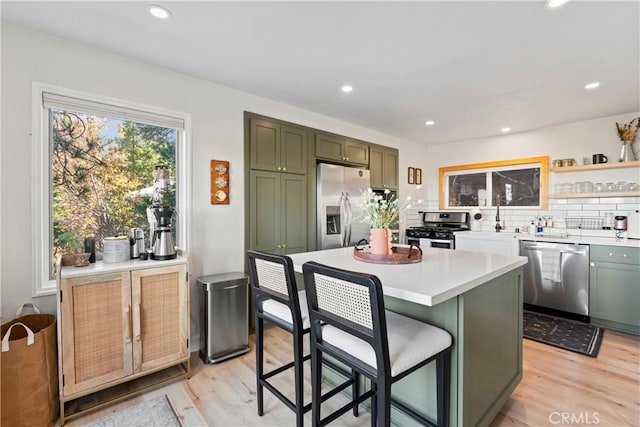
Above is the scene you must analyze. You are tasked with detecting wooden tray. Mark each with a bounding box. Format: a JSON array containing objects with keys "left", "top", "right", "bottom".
[{"left": 353, "top": 246, "right": 422, "bottom": 264}]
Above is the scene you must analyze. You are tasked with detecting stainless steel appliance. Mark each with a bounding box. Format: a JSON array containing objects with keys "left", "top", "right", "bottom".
[
  {"left": 151, "top": 206, "right": 177, "bottom": 260},
  {"left": 317, "top": 163, "right": 371, "bottom": 250},
  {"left": 198, "top": 272, "right": 249, "bottom": 364},
  {"left": 129, "top": 227, "right": 144, "bottom": 259},
  {"left": 520, "top": 240, "right": 590, "bottom": 320},
  {"left": 405, "top": 211, "right": 470, "bottom": 249},
  {"left": 614, "top": 215, "right": 628, "bottom": 231}
]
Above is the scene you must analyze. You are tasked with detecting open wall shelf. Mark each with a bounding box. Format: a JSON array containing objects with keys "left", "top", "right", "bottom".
[{"left": 550, "top": 160, "right": 640, "bottom": 173}]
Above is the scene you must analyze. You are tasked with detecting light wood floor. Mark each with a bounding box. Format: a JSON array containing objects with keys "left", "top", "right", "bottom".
[{"left": 64, "top": 327, "right": 639, "bottom": 427}]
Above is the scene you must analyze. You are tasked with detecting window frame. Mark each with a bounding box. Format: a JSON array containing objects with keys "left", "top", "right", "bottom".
[
  {"left": 31, "top": 82, "right": 192, "bottom": 296},
  {"left": 438, "top": 156, "right": 548, "bottom": 210}
]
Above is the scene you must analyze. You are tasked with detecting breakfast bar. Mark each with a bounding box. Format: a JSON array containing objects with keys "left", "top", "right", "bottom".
[{"left": 289, "top": 246, "right": 528, "bottom": 427}]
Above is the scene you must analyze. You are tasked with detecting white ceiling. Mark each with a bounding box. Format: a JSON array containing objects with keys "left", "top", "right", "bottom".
[{"left": 2, "top": 1, "right": 639, "bottom": 145}]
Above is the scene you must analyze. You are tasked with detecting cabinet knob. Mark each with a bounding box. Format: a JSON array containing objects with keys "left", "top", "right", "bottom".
[
  {"left": 590, "top": 262, "right": 595, "bottom": 267},
  {"left": 276, "top": 244, "right": 282, "bottom": 249},
  {"left": 282, "top": 243, "right": 287, "bottom": 248},
  {"left": 282, "top": 167, "right": 287, "bottom": 171},
  {"left": 346, "top": 157, "right": 349, "bottom": 161},
  {"left": 276, "top": 166, "right": 282, "bottom": 171}
]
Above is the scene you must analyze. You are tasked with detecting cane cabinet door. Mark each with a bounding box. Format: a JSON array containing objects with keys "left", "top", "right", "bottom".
[
  {"left": 131, "top": 264, "right": 189, "bottom": 373},
  {"left": 60, "top": 271, "right": 132, "bottom": 396}
]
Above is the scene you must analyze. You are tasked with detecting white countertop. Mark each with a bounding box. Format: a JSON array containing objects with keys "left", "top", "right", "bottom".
[
  {"left": 288, "top": 246, "right": 527, "bottom": 307},
  {"left": 60, "top": 257, "right": 187, "bottom": 278},
  {"left": 456, "top": 231, "right": 640, "bottom": 248}
]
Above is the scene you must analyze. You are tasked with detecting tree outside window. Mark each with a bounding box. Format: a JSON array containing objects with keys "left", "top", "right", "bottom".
[{"left": 51, "top": 109, "right": 176, "bottom": 274}]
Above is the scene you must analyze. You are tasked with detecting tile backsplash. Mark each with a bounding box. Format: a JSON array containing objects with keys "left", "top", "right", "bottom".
[{"left": 401, "top": 196, "right": 639, "bottom": 239}]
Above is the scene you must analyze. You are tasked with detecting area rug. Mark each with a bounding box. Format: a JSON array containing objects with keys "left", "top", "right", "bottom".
[
  {"left": 86, "top": 395, "right": 181, "bottom": 427},
  {"left": 523, "top": 311, "right": 604, "bottom": 358}
]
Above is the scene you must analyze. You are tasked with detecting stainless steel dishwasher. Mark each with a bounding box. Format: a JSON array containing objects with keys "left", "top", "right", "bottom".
[{"left": 520, "top": 240, "right": 590, "bottom": 320}]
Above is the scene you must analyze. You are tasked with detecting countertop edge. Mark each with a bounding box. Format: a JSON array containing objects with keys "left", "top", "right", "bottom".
[
  {"left": 289, "top": 248, "right": 527, "bottom": 307},
  {"left": 60, "top": 257, "right": 188, "bottom": 278},
  {"left": 427, "top": 257, "right": 527, "bottom": 305},
  {"left": 456, "top": 231, "right": 640, "bottom": 248}
]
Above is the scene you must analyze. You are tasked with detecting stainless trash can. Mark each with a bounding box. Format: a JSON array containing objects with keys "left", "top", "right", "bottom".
[{"left": 198, "top": 272, "right": 250, "bottom": 364}]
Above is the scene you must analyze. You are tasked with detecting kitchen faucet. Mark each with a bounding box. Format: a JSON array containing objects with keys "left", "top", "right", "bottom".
[{"left": 495, "top": 194, "right": 502, "bottom": 233}]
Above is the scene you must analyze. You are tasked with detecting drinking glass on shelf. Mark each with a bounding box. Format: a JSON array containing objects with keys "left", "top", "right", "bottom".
[
  {"left": 604, "top": 212, "right": 614, "bottom": 229},
  {"left": 564, "top": 183, "right": 574, "bottom": 193},
  {"left": 583, "top": 181, "right": 594, "bottom": 193},
  {"left": 594, "top": 182, "right": 603, "bottom": 192},
  {"left": 617, "top": 181, "right": 627, "bottom": 191},
  {"left": 626, "top": 182, "right": 639, "bottom": 191},
  {"left": 574, "top": 182, "right": 584, "bottom": 193},
  {"left": 605, "top": 182, "right": 615, "bottom": 192}
]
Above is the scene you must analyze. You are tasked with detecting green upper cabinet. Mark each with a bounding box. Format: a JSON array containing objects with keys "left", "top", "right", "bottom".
[
  {"left": 590, "top": 245, "right": 640, "bottom": 335},
  {"left": 315, "top": 132, "right": 369, "bottom": 166},
  {"left": 369, "top": 145, "right": 399, "bottom": 190},
  {"left": 250, "top": 119, "right": 307, "bottom": 174}
]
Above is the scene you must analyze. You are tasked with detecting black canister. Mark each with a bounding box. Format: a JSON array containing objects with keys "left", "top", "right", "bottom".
[{"left": 84, "top": 236, "right": 96, "bottom": 263}]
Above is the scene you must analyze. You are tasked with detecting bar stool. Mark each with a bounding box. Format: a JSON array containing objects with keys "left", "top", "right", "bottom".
[
  {"left": 246, "top": 250, "right": 358, "bottom": 427},
  {"left": 302, "top": 261, "right": 452, "bottom": 427}
]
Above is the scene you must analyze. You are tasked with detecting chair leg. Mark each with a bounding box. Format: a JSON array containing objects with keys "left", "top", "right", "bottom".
[
  {"left": 436, "top": 349, "right": 451, "bottom": 427},
  {"left": 370, "top": 382, "right": 377, "bottom": 427},
  {"left": 293, "top": 331, "right": 304, "bottom": 427},
  {"left": 311, "top": 344, "right": 323, "bottom": 427},
  {"left": 377, "top": 380, "right": 391, "bottom": 427},
  {"left": 256, "top": 316, "right": 264, "bottom": 416},
  {"left": 352, "top": 370, "right": 359, "bottom": 417}
]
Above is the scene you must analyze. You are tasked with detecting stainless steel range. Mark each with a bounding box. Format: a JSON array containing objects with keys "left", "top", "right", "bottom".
[{"left": 406, "top": 211, "right": 470, "bottom": 249}]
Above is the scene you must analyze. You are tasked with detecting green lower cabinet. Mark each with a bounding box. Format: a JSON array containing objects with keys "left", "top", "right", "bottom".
[
  {"left": 249, "top": 170, "right": 307, "bottom": 255},
  {"left": 384, "top": 268, "right": 523, "bottom": 427},
  {"left": 589, "top": 245, "right": 640, "bottom": 335}
]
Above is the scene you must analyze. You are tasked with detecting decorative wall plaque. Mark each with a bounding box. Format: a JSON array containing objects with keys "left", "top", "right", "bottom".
[{"left": 210, "top": 160, "right": 230, "bottom": 205}]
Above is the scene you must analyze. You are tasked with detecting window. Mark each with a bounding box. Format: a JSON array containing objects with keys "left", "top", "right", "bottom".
[
  {"left": 32, "top": 83, "right": 191, "bottom": 295},
  {"left": 439, "top": 156, "right": 548, "bottom": 210}
]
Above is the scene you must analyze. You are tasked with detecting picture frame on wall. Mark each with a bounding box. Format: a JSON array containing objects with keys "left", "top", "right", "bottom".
[
  {"left": 415, "top": 168, "right": 422, "bottom": 185},
  {"left": 408, "top": 167, "right": 415, "bottom": 184}
]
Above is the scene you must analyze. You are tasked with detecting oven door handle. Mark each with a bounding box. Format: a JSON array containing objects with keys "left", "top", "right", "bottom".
[{"left": 428, "top": 239, "right": 453, "bottom": 244}]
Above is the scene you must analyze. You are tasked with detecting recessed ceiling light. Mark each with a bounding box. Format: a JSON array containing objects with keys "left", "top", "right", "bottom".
[
  {"left": 425, "top": 120, "right": 435, "bottom": 126},
  {"left": 584, "top": 82, "right": 600, "bottom": 90},
  {"left": 148, "top": 4, "right": 172, "bottom": 19},
  {"left": 546, "top": 0, "right": 570, "bottom": 8},
  {"left": 341, "top": 85, "right": 353, "bottom": 93},
  {"left": 501, "top": 127, "right": 511, "bottom": 133}
]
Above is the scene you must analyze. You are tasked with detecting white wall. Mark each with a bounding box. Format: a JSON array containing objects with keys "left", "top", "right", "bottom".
[
  {"left": 0, "top": 25, "right": 427, "bottom": 343},
  {"left": 419, "top": 113, "right": 640, "bottom": 234}
]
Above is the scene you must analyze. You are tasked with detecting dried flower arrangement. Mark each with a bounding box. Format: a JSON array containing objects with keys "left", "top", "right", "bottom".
[{"left": 615, "top": 117, "right": 640, "bottom": 142}]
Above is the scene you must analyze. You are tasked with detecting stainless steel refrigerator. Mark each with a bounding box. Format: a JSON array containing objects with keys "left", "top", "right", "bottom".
[{"left": 317, "top": 163, "right": 371, "bottom": 250}]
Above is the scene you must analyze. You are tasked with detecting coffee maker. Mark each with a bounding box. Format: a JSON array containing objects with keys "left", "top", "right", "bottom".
[{"left": 151, "top": 206, "right": 177, "bottom": 260}]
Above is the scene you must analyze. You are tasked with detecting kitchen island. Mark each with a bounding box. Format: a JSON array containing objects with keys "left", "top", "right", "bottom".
[{"left": 289, "top": 246, "right": 527, "bottom": 427}]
